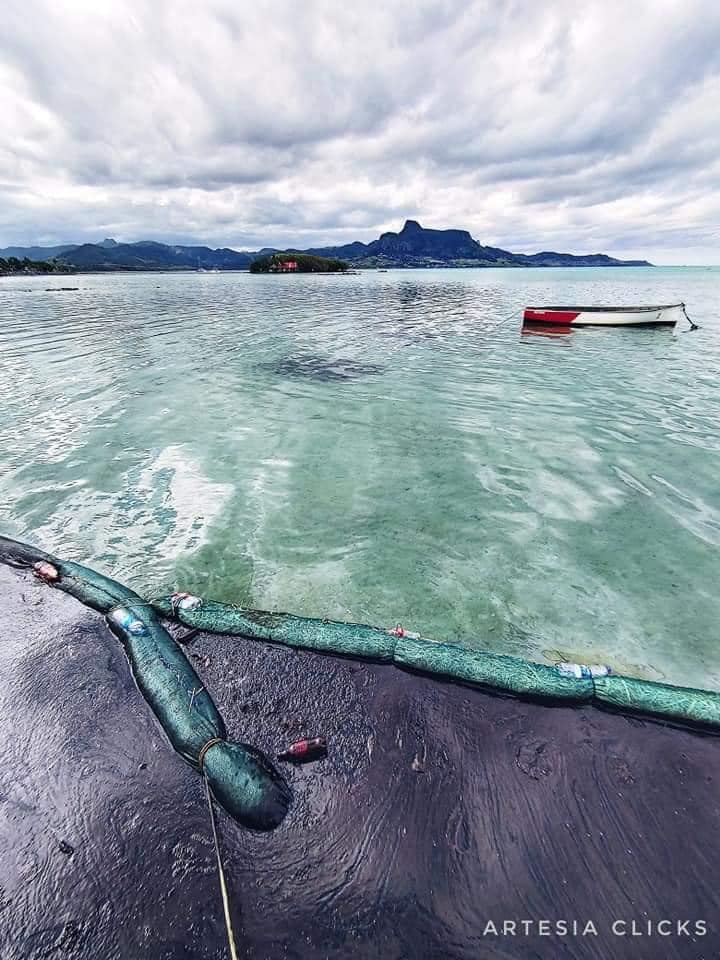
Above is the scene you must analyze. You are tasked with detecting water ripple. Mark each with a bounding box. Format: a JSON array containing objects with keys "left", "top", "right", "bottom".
[{"left": 1, "top": 267, "right": 719, "bottom": 689}]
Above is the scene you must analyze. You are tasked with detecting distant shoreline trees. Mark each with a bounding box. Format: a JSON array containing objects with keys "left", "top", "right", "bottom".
[{"left": 0, "top": 256, "right": 73, "bottom": 275}]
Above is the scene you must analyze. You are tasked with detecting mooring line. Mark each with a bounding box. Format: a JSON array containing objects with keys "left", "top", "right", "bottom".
[
  {"left": 681, "top": 303, "right": 699, "bottom": 330},
  {"left": 494, "top": 306, "right": 523, "bottom": 328},
  {"left": 205, "top": 774, "right": 239, "bottom": 960}
]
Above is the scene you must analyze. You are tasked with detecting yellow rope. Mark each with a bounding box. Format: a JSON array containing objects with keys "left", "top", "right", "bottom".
[{"left": 205, "top": 774, "right": 239, "bottom": 960}]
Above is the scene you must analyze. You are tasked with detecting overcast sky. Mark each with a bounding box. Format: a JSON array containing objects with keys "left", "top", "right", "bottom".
[{"left": 1, "top": 0, "right": 719, "bottom": 263}]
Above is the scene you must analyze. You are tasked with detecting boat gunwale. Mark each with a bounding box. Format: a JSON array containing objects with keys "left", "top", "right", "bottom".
[{"left": 524, "top": 303, "right": 684, "bottom": 313}]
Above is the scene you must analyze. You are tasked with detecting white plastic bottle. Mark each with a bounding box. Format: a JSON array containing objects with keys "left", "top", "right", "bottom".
[{"left": 555, "top": 662, "right": 611, "bottom": 680}]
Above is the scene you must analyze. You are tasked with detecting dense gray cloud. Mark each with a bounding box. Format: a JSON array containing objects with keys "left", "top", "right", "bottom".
[{"left": 1, "top": 0, "right": 719, "bottom": 262}]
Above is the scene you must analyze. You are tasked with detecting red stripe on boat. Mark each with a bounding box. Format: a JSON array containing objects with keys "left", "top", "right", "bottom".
[{"left": 523, "top": 309, "right": 581, "bottom": 325}]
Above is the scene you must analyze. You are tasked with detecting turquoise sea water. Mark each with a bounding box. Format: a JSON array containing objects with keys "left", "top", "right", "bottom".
[{"left": 1, "top": 267, "right": 718, "bottom": 689}]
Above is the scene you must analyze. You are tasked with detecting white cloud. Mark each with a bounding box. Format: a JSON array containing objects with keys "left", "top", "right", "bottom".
[{"left": 1, "top": 0, "right": 719, "bottom": 262}]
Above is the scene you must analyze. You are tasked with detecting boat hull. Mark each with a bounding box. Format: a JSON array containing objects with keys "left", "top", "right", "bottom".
[{"left": 523, "top": 304, "right": 684, "bottom": 327}]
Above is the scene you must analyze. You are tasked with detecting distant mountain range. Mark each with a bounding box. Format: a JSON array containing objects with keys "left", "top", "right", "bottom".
[
  {"left": 296, "top": 220, "right": 651, "bottom": 267},
  {"left": 0, "top": 221, "right": 651, "bottom": 270}
]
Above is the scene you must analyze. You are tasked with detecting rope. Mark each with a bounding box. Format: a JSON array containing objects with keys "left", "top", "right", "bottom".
[
  {"left": 205, "top": 773, "right": 240, "bottom": 960},
  {"left": 681, "top": 303, "right": 699, "bottom": 330},
  {"left": 487, "top": 306, "right": 522, "bottom": 336},
  {"left": 470, "top": 307, "right": 523, "bottom": 363},
  {"left": 198, "top": 737, "right": 223, "bottom": 771}
]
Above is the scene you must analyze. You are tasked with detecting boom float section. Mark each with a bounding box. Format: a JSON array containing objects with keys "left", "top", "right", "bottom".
[{"left": 0, "top": 536, "right": 290, "bottom": 829}]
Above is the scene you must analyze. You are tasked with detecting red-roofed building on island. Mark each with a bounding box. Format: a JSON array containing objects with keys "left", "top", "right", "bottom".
[{"left": 269, "top": 259, "right": 298, "bottom": 272}]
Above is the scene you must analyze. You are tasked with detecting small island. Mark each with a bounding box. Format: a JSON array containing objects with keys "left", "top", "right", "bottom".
[{"left": 249, "top": 252, "right": 348, "bottom": 274}]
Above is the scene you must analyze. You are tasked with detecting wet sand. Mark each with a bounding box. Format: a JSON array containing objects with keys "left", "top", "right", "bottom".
[{"left": 1, "top": 562, "right": 718, "bottom": 959}]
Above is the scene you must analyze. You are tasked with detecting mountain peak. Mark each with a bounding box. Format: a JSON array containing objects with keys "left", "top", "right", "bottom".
[{"left": 371, "top": 220, "right": 482, "bottom": 260}]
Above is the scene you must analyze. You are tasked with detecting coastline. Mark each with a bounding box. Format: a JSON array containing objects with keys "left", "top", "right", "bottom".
[
  {"left": 2, "top": 561, "right": 717, "bottom": 959},
  {"left": 1, "top": 263, "right": 659, "bottom": 275}
]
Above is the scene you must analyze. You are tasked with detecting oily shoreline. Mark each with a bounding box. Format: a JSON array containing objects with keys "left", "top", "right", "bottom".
[{"left": 1, "top": 562, "right": 718, "bottom": 959}]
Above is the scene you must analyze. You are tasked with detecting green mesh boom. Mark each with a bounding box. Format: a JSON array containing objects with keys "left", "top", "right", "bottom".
[
  {"left": 393, "top": 635, "right": 593, "bottom": 701},
  {"left": 106, "top": 602, "right": 289, "bottom": 830},
  {"left": 0, "top": 536, "right": 290, "bottom": 829},
  {"left": 154, "top": 593, "right": 720, "bottom": 729},
  {"left": 152, "top": 596, "right": 397, "bottom": 661},
  {"left": 155, "top": 596, "right": 591, "bottom": 701},
  {"left": 594, "top": 675, "right": 720, "bottom": 727},
  {"left": 2, "top": 534, "right": 719, "bottom": 737},
  {"left": 0, "top": 536, "right": 136, "bottom": 613},
  {"left": 152, "top": 596, "right": 593, "bottom": 701}
]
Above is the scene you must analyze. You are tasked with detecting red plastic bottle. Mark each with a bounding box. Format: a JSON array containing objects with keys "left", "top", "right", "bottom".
[{"left": 277, "top": 737, "right": 327, "bottom": 762}]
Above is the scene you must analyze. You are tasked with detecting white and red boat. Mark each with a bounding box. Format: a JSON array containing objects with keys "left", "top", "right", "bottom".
[{"left": 523, "top": 303, "right": 687, "bottom": 328}]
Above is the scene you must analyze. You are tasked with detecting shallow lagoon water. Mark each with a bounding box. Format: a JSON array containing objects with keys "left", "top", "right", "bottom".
[{"left": 1, "top": 266, "right": 718, "bottom": 689}]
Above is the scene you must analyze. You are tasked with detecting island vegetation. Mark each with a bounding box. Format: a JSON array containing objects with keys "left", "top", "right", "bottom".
[
  {"left": 249, "top": 252, "right": 349, "bottom": 274},
  {"left": 0, "top": 256, "right": 74, "bottom": 276}
]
